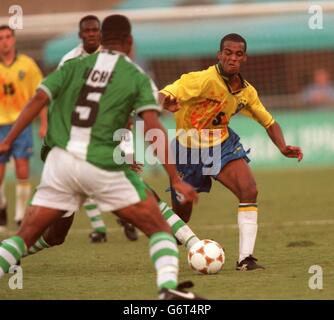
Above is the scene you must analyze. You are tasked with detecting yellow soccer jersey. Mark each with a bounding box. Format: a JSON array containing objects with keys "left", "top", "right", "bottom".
[
  {"left": 160, "top": 64, "right": 275, "bottom": 148},
  {"left": 0, "top": 54, "right": 43, "bottom": 125}
]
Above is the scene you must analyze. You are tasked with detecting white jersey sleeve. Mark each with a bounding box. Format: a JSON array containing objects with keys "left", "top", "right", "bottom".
[{"left": 57, "top": 44, "right": 84, "bottom": 70}]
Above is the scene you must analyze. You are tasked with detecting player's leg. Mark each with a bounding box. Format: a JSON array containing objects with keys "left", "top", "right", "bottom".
[
  {"left": 96, "top": 169, "right": 203, "bottom": 299},
  {"left": 14, "top": 158, "right": 31, "bottom": 226},
  {"left": 168, "top": 139, "right": 211, "bottom": 223},
  {"left": 12, "top": 125, "right": 34, "bottom": 226},
  {"left": 216, "top": 158, "right": 264, "bottom": 270},
  {"left": 0, "top": 205, "right": 66, "bottom": 277},
  {"left": 114, "top": 193, "right": 203, "bottom": 299},
  {"left": 171, "top": 199, "right": 193, "bottom": 223},
  {"left": 24, "top": 210, "right": 74, "bottom": 256},
  {"left": 147, "top": 184, "right": 200, "bottom": 250},
  {"left": 83, "top": 198, "right": 108, "bottom": 243}
]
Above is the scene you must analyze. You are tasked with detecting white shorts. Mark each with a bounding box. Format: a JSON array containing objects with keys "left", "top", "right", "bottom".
[{"left": 32, "top": 147, "right": 147, "bottom": 214}]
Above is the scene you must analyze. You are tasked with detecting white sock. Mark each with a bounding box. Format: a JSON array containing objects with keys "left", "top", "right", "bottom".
[
  {"left": 238, "top": 203, "right": 258, "bottom": 263},
  {"left": 15, "top": 180, "right": 31, "bottom": 222},
  {"left": 0, "top": 182, "right": 7, "bottom": 209},
  {"left": 83, "top": 199, "right": 107, "bottom": 233}
]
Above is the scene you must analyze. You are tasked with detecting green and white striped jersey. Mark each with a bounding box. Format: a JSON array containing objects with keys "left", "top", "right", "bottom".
[{"left": 39, "top": 50, "right": 161, "bottom": 170}]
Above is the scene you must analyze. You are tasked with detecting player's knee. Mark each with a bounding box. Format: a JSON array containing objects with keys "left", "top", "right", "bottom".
[{"left": 239, "top": 184, "right": 258, "bottom": 202}]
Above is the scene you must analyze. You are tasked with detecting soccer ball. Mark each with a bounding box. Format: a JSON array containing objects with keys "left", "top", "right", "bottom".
[{"left": 188, "top": 239, "right": 225, "bottom": 274}]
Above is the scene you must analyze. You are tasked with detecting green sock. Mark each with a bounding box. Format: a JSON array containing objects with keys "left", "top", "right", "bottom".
[
  {"left": 159, "top": 201, "right": 200, "bottom": 250},
  {"left": 24, "top": 236, "right": 50, "bottom": 256},
  {"left": 84, "top": 202, "right": 107, "bottom": 233},
  {"left": 0, "top": 236, "right": 26, "bottom": 277},
  {"left": 149, "top": 232, "right": 178, "bottom": 290}
]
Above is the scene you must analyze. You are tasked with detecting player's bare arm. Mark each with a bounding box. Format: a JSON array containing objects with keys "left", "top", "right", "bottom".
[
  {"left": 266, "top": 122, "right": 303, "bottom": 161},
  {"left": 158, "top": 92, "right": 180, "bottom": 113},
  {"left": 39, "top": 106, "right": 48, "bottom": 138},
  {"left": 0, "top": 89, "right": 49, "bottom": 153},
  {"left": 140, "top": 109, "right": 198, "bottom": 204}
]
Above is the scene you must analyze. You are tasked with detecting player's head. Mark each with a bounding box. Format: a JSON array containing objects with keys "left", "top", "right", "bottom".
[
  {"left": 0, "top": 25, "right": 16, "bottom": 56},
  {"left": 217, "top": 33, "right": 247, "bottom": 76},
  {"left": 101, "top": 15, "right": 133, "bottom": 55},
  {"left": 79, "top": 15, "right": 101, "bottom": 54}
]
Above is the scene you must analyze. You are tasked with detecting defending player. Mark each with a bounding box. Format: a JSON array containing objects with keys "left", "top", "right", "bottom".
[
  {"left": 57, "top": 15, "right": 137, "bottom": 243},
  {"left": 0, "top": 15, "right": 202, "bottom": 299},
  {"left": 159, "top": 33, "right": 303, "bottom": 271}
]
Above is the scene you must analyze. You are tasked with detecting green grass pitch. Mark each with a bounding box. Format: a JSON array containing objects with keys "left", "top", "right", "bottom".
[{"left": 0, "top": 167, "right": 333, "bottom": 299}]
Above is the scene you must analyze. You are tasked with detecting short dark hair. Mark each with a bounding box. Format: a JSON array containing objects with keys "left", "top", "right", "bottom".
[
  {"left": 79, "top": 15, "right": 100, "bottom": 30},
  {"left": 101, "top": 14, "right": 131, "bottom": 43},
  {"left": 0, "top": 25, "right": 15, "bottom": 35},
  {"left": 220, "top": 33, "right": 247, "bottom": 52}
]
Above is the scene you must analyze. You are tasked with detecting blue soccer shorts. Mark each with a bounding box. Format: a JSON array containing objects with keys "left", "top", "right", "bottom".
[
  {"left": 0, "top": 124, "right": 33, "bottom": 163},
  {"left": 169, "top": 127, "right": 250, "bottom": 203}
]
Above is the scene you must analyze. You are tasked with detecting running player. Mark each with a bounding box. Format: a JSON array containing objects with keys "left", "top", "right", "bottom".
[
  {"left": 159, "top": 33, "right": 303, "bottom": 271},
  {"left": 56, "top": 14, "right": 137, "bottom": 243}
]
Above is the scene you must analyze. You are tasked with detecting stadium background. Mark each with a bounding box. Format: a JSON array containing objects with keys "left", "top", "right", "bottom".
[{"left": 0, "top": 0, "right": 333, "bottom": 300}]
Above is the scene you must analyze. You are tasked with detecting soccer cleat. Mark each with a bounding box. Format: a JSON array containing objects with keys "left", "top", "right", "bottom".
[
  {"left": 89, "top": 231, "right": 107, "bottom": 243},
  {"left": 0, "top": 207, "right": 8, "bottom": 229},
  {"left": 159, "top": 281, "right": 206, "bottom": 300},
  {"left": 117, "top": 218, "right": 138, "bottom": 241},
  {"left": 236, "top": 255, "right": 265, "bottom": 271}
]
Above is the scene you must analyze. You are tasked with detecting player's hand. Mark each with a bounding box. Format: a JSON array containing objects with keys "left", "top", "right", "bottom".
[
  {"left": 162, "top": 95, "right": 180, "bottom": 113},
  {"left": 281, "top": 145, "right": 303, "bottom": 162},
  {"left": 171, "top": 179, "right": 198, "bottom": 204},
  {"left": 0, "top": 142, "right": 11, "bottom": 154}
]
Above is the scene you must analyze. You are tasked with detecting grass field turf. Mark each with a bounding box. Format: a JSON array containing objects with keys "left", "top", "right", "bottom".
[{"left": 0, "top": 167, "right": 333, "bottom": 299}]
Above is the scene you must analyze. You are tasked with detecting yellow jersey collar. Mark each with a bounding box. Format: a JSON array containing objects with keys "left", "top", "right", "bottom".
[{"left": 215, "top": 63, "right": 247, "bottom": 94}]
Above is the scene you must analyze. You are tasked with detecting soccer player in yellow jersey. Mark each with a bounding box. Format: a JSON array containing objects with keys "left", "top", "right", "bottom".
[
  {"left": 0, "top": 25, "right": 47, "bottom": 230},
  {"left": 160, "top": 33, "right": 303, "bottom": 271}
]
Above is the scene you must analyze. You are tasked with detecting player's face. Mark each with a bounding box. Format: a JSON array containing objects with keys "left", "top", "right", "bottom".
[
  {"left": 0, "top": 29, "right": 16, "bottom": 56},
  {"left": 79, "top": 20, "right": 101, "bottom": 53},
  {"left": 218, "top": 40, "right": 247, "bottom": 75}
]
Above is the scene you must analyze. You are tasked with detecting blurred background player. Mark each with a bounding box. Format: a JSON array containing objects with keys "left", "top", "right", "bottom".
[
  {"left": 0, "top": 25, "right": 47, "bottom": 231},
  {"left": 55, "top": 15, "right": 138, "bottom": 243},
  {"left": 300, "top": 68, "right": 334, "bottom": 108},
  {"left": 160, "top": 33, "right": 303, "bottom": 271},
  {"left": 0, "top": 14, "right": 203, "bottom": 300}
]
